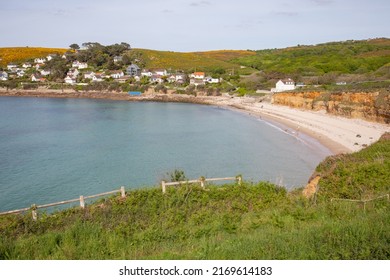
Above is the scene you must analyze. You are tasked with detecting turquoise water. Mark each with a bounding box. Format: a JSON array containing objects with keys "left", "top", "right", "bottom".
[{"left": 0, "top": 97, "right": 330, "bottom": 212}]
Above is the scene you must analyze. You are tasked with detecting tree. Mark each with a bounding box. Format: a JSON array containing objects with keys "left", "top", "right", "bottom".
[{"left": 69, "top": 43, "right": 80, "bottom": 51}]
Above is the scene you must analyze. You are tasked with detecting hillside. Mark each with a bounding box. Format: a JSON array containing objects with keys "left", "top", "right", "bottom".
[
  {"left": 0, "top": 47, "right": 68, "bottom": 66},
  {"left": 0, "top": 135, "right": 389, "bottom": 260},
  {"left": 231, "top": 38, "right": 390, "bottom": 76},
  {"left": 126, "top": 48, "right": 256, "bottom": 74}
]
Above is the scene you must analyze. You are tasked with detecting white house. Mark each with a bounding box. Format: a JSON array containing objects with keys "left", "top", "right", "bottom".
[
  {"left": 64, "top": 75, "right": 76, "bottom": 84},
  {"left": 22, "top": 63, "right": 32, "bottom": 68},
  {"left": 46, "top": 54, "right": 57, "bottom": 61},
  {"left": 84, "top": 71, "right": 95, "bottom": 79},
  {"left": 113, "top": 56, "right": 123, "bottom": 63},
  {"left": 39, "top": 69, "right": 51, "bottom": 76},
  {"left": 272, "top": 78, "right": 295, "bottom": 93},
  {"left": 92, "top": 74, "right": 104, "bottom": 82},
  {"left": 153, "top": 69, "right": 167, "bottom": 76},
  {"left": 150, "top": 74, "right": 163, "bottom": 84},
  {"left": 190, "top": 78, "right": 205, "bottom": 86},
  {"left": 67, "top": 68, "right": 79, "bottom": 78},
  {"left": 0, "top": 71, "right": 8, "bottom": 81},
  {"left": 167, "top": 75, "right": 176, "bottom": 83},
  {"left": 31, "top": 73, "right": 45, "bottom": 82},
  {"left": 204, "top": 76, "right": 220, "bottom": 84},
  {"left": 78, "top": 62, "right": 88, "bottom": 69},
  {"left": 7, "top": 63, "right": 18, "bottom": 71},
  {"left": 141, "top": 69, "right": 153, "bottom": 77},
  {"left": 16, "top": 69, "right": 25, "bottom": 77},
  {"left": 34, "top": 58, "right": 46, "bottom": 64},
  {"left": 72, "top": 61, "right": 88, "bottom": 69},
  {"left": 110, "top": 70, "right": 124, "bottom": 79}
]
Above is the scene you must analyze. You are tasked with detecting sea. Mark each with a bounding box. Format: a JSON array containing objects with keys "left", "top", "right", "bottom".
[{"left": 0, "top": 97, "right": 331, "bottom": 212}]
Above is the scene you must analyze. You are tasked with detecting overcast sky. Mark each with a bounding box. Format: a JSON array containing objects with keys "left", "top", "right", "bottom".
[{"left": 1, "top": 0, "right": 389, "bottom": 51}]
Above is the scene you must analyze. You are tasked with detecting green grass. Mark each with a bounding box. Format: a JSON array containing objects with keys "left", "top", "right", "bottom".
[
  {"left": 126, "top": 49, "right": 256, "bottom": 74},
  {"left": 231, "top": 38, "right": 390, "bottom": 76},
  {"left": 1, "top": 135, "right": 389, "bottom": 260}
]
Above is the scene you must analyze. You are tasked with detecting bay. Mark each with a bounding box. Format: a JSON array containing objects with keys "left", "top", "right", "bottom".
[{"left": 0, "top": 97, "right": 330, "bottom": 212}]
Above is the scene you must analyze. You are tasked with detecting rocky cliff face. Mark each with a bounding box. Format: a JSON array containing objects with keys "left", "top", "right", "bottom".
[{"left": 272, "top": 90, "right": 390, "bottom": 123}]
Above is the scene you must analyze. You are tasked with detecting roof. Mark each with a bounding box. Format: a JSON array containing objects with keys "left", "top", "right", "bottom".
[{"left": 193, "top": 72, "right": 205, "bottom": 76}]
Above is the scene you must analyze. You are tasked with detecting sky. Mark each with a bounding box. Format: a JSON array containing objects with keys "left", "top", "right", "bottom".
[{"left": 1, "top": 0, "right": 389, "bottom": 52}]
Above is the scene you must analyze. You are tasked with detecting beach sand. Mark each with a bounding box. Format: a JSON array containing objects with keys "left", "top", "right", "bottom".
[{"left": 207, "top": 96, "right": 390, "bottom": 154}]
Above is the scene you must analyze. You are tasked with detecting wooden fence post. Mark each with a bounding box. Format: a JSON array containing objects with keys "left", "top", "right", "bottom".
[
  {"left": 236, "top": 175, "right": 242, "bottom": 185},
  {"left": 31, "top": 204, "right": 37, "bottom": 221},
  {"left": 200, "top": 177, "right": 206, "bottom": 189},
  {"left": 120, "top": 186, "right": 126, "bottom": 198},
  {"left": 161, "top": 181, "right": 166, "bottom": 194},
  {"left": 80, "top": 195, "right": 85, "bottom": 209}
]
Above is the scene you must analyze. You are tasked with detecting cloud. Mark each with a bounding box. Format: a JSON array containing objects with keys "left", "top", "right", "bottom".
[
  {"left": 274, "top": 11, "right": 299, "bottom": 17},
  {"left": 310, "top": 0, "right": 333, "bottom": 6},
  {"left": 190, "top": 1, "right": 211, "bottom": 7},
  {"left": 162, "top": 9, "right": 174, "bottom": 13}
]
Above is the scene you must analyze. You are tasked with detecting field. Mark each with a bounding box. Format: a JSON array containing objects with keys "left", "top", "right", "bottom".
[
  {"left": 230, "top": 38, "right": 390, "bottom": 76},
  {"left": 0, "top": 47, "right": 68, "bottom": 66},
  {"left": 0, "top": 134, "right": 389, "bottom": 260},
  {"left": 126, "top": 49, "right": 256, "bottom": 74}
]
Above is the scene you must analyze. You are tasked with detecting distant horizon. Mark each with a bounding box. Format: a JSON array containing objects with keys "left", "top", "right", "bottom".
[{"left": 1, "top": 36, "right": 388, "bottom": 53}]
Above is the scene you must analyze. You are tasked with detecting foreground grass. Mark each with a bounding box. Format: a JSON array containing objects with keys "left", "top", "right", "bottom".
[{"left": 1, "top": 136, "right": 389, "bottom": 260}]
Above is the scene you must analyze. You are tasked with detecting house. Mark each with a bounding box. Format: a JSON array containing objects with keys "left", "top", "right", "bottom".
[
  {"left": 126, "top": 64, "right": 141, "bottom": 76},
  {"left": 113, "top": 56, "right": 123, "bottom": 63},
  {"left": 190, "top": 72, "right": 205, "bottom": 79},
  {"left": 141, "top": 69, "right": 153, "bottom": 77},
  {"left": 7, "top": 63, "right": 18, "bottom": 71},
  {"left": 204, "top": 76, "right": 220, "bottom": 84},
  {"left": 72, "top": 61, "right": 88, "bottom": 69},
  {"left": 34, "top": 58, "right": 46, "bottom": 64},
  {"left": 110, "top": 70, "right": 124, "bottom": 79},
  {"left": 22, "top": 63, "right": 32, "bottom": 68},
  {"left": 168, "top": 73, "right": 186, "bottom": 83},
  {"left": 84, "top": 71, "right": 95, "bottom": 79},
  {"left": 39, "top": 69, "right": 51, "bottom": 76},
  {"left": 35, "top": 63, "right": 45, "bottom": 69},
  {"left": 31, "top": 73, "right": 46, "bottom": 82},
  {"left": 92, "top": 74, "right": 104, "bottom": 82},
  {"left": 153, "top": 69, "right": 167, "bottom": 76},
  {"left": 67, "top": 68, "right": 80, "bottom": 78},
  {"left": 46, "top": 54, "right": 57, "bottom": 61},
  {"left": 16, "top": 69, "right": 25, "bottom": 77},
  {"left": 78, "top": 62, "right": 88, "bottom": 69},
  {"left": 0, "top": 71, "right": 8, "bottom": 81},
  {"left": 272, "top": 78, "right": 295, "bottom": 92},
  {"left": 190, "top": 78, "right": 205, "bottom": 86},
  {"left": 64, "top": 75, "right": 76, "bottom": 84},
  {"left": 167, "top": 75, "right": 176, "bottom": 83},
  {"left": 150, "top": 74, "right": 163, "bottom": 84}
]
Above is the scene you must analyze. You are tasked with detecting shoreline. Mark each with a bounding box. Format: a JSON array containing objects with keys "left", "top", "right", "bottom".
[{"left": 1, "top": 89, "right": 389, "bottom": 155}]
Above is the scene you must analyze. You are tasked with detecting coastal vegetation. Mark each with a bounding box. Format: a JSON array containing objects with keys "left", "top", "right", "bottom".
[
  {"left": 1, "top": 134, "right": 389, "bottom": 260},
  {"left": 0, "top": 47, "right": 67, "bottom": 66},
  {"left": 1, "top": 38, "right": 389, "bottom": 99}
]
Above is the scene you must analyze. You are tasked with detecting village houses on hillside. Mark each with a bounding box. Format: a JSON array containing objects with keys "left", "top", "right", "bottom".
[{"left": 1, "top": 51, "right": 222, "bottom": 89}]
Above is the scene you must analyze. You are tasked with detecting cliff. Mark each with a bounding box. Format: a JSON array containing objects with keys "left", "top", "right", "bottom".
[{"left": 272, "top": 90, "right": 390, "bottom": 123}]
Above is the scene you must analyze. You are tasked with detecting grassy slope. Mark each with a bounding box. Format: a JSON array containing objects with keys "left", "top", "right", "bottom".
[
  {"left": 128, "top": 48, "right": 256, "bottom": 73},
  {"left": 0, "top": 47, "right": 68, "bottom": 66},
  {"left": 0, "top": 136, "right": 389, "bottom": 260},
  {"left": 231, "top": 38, "right": 390, "bottom": 75}
]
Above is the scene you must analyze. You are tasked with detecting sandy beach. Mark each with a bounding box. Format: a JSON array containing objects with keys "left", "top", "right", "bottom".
[
  {"left": 1, "top": 89, "right": 389, "bottom": 154},
  {"left": 206, "top": 96, "right": 390, "bottom": 154}
]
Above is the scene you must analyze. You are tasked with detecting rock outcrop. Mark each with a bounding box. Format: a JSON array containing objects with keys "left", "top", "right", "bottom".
[{"left": 272, "top": 90, "right": 390, "bottom": 123}]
